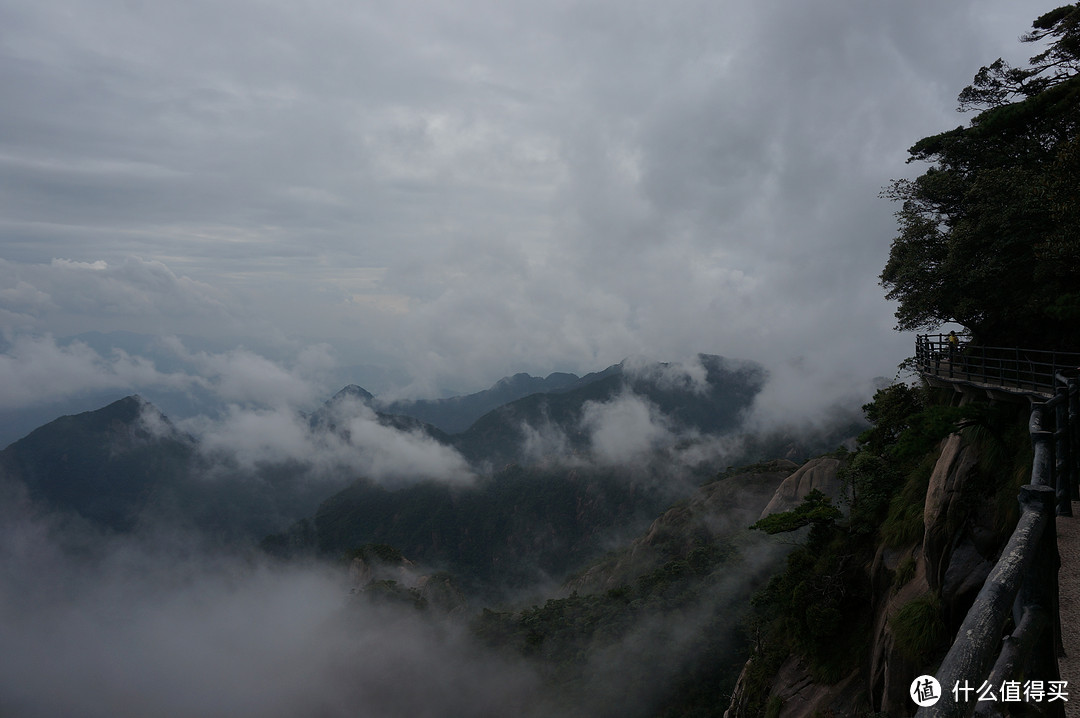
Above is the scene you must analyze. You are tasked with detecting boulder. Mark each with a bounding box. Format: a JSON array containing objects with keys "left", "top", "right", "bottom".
[{"left": 759, "top": 456, "right": 847, "bottom": 519}]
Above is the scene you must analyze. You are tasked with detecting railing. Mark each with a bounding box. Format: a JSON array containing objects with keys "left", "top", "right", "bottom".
[
  {"left": 916, "top": 334, "right": 1080, "bottom": 518},
  {"left": 915, "top": 484, "right": 1060, "bottom": 718},
  {"left": 915, "top": 334, "right": 1080, "bottom": 397},
  {"left": 914, "top": 340, "right": 1080, "bottom": 717}
]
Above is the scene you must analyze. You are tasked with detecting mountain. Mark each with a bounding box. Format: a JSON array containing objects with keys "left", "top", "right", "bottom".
[
  {"left": 262, "top": 463, "right": 682, "bottom": 596},
  {"left": 721, "top": 387, "right": 1037, "bottom": 716},
  {"left": 0, "top": 353, "right": 782, "bottom": 556},
  {"left": 450, "top": 354, "right": 766, "bottom": 466},
  {"left": 307, "top": 354, "right": 770, "bottom": 470},
  {"left": 308, "top": 384, "right": 452, "bottom": 442},
  {"left": 472, "top": 459, "right": 798, "bottom": 717},
  {"left": 0, "top": 396, "right": 196, "bottom": 532},
  {"left": 379, "top": 371, "right": 582, "bottom": 434},
  {"left": 0, "top": 391, "right": 139, "bottom": 452},
  {"left": 0, "top": 396, "right": 333, "bottom": 539}
]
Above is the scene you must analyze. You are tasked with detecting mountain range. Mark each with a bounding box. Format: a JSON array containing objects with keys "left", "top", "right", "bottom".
[
  {"left": 378, "top": 371, "right": 582, "bottom": 434},
  {"left": 0, "top": 352, "right": 858, "bottom": 589},
  {"left": 0, "top": 350, "right": 874, "bottom": 718}
]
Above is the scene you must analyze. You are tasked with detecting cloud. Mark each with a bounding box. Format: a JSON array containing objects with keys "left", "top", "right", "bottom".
[
  {"left": 0, "top": 330, "right": 474, "bottom": 485},
  {"left": 620, "top": 354, "right": 710, "bottom": 394},
  {"left": 0, "top": 334, "right": 195, "bottom": 411},
  {"left": 0, "top": 332, "right": 338, "bottom": 414},
  {"left": 180, "top": 397, "right": 474, "bottom": 486},
  {"left": 336, "top": 406, "right": 474, "bottom": 484},
  {"left": 0, "top": 258, "right": 231, "bottom": 334},
  {"left": 581, "top": 392, "right": 675, "bottom": 465},
  {"left": 743, "top": 353, "right": 878, "bottom": 440},
  {"left": 0, "top": 0, "right": 1041, "bottom": 402},
  {"left": 520, "top": 418, "right": 578, "bottom": 466},
  {"left": 160, "top": 338, "right": 330, "bottom": 409},
  {"left": 0, "top": 256, "right": 250, "bottom": 356},
  {"left": 0, "top": 486, "right": 538, "bottom": 718}
]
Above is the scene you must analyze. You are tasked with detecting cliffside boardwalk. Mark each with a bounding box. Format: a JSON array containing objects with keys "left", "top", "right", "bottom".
[{"left": 915, "top": 335, "right": 1080, "bottom": 718}]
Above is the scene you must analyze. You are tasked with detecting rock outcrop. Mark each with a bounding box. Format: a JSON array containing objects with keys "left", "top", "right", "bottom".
[
  {"left": 726, "top": 423, "right": 1022, "bottom": 717},
  {"left": 758, "top": 455, "right": 847, "bottom": 519},
  {"left": 348, "top": 549, "right": 468, "bottom": 614}
]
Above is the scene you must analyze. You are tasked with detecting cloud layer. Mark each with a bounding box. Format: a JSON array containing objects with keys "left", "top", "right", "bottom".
[
  {"left": 180, "top": 397, "right": 475, "bottom": 485},
  {"left": 0, "top": 0, "right": 1047, "bottom": 401},
  {"left": 0, "top": 485, "right": 537, "bottom": 718}
]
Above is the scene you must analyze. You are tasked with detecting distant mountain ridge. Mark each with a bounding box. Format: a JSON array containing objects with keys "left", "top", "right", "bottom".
[
  {"left": 0, "top": 396, "right": 334, "bottom": 539},
  {"left": 0, "top": 353, "right": 775, "bottom": 545},
  {"left": 448, "top": 354, "right": 766, "bottom": 466},
  {"left": 378, "top": 371, "right": 582, "bottom": 433},
  {"left": 308, "top": 385, "right": 451, "bottom": 443},
  {"left": 0, "top": 396, "right": 196, "bottom": 532},
  {"left": 320, "top": 354, "right": 767, "bottom": 468}
]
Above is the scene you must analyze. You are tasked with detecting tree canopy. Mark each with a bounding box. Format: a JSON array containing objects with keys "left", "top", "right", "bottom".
[{"left": 880, "top": 4, "right": 1080, "bottom": 350}]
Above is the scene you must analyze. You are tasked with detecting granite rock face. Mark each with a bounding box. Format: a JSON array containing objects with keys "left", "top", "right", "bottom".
[
  {"left": 758, "top": 456, "right": 847, "bottom": 519},
  {"left": 727, "top": 428, "right": 1022, "bottom": 717}
]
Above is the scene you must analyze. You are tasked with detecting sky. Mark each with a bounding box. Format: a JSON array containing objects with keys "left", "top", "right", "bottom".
[{"left": 0, "top": 0, "right": 1054, "bottom": 412}]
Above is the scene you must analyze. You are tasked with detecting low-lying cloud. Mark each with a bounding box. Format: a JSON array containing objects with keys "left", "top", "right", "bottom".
[
  {"left": 0, "top": 482, "right": 538, "bottom": 718},
  {"left": 581, "top": 392, "right": 676, "bottom": 464},
  {"left": 178, "top": 398, "right": 474, "bottom": 485},
  {"left": 517, "top": 389, "right": 748, "bottom": 482},
  {"left": 0, "top": 333, "right": 331, "bottom": 415},
  {"left": 0, "top": 454, "right": 792, "bottom": 718},
  {"left": 744, "top": 353, "right": 880, "bottom": 439},
  {"left": 619, "top": 353, "right": 711, "bottom": 395},
  {"left": 0, "top": 333, "right": 475, "bottom": 489}
]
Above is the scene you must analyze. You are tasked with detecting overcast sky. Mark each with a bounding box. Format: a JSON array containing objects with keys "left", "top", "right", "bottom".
[{"left": 0, "top": 0, "right": 1052, "bottom": 405}]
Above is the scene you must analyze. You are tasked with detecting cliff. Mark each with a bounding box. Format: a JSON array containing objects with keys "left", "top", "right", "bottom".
[{"left": 724, "top": 386, "right": 1030, "bottom": 717}]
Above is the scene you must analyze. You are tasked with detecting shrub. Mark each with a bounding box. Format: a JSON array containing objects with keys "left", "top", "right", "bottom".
[{"left": 890, "top": 593, "right": 946, "bottom": 662}]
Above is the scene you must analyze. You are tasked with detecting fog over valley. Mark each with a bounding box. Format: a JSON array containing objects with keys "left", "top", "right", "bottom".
[{"left": 0, "top": 349, "right": 853, "bottom": 716}]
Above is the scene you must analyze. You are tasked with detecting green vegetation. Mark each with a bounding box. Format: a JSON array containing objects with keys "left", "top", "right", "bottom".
[
  {"left": 344, "top": 542, "right": 404, "bottom": 563},
  {"left": 470, "top": 464, "right": 797, "bottom": 718},
  {"left": 893, "top": 556, "right": 917, "bottom": 590},
  {"left": 880, "top": 4, "right": 1080, "bottom": 349},
  {"left": 473, "top": 533, "right": 757, "bottom": 717},
  {"left": 737, "top": 375, "right": 1036, "bottom": 714},
  {"left": 265, "top": 464, "right": 677, "bottom": 595},
  {"left": 879, "top": 451, "right": 936, "bottom": 548},
  {"left": 361, "top": 579, "right": 428, "bottom": 610},
  {"left": 750, "top": 489, "right": 842, "bottom": 538},
  {"left": 889, "top": 594, "right": 947, "bottom": 663},
  {"left": 738, "top": 382, "right": 977, "bottom": 709},
  {"left": 848, "top": 385, "right": 969, "bottom": 536}
]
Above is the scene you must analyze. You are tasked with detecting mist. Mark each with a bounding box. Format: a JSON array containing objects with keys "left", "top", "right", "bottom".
[
  {"left": 0, "top": 343, "right": 813, "bottom": 718},
  {"left": 0, "top": 467, "right": 794, "bottom": 718},
  {"left": 178, "top": 399, "right": 474, "bottom": 486},
  {"left": 0, "top": 481, "right": 540, "bottom": 718}
]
